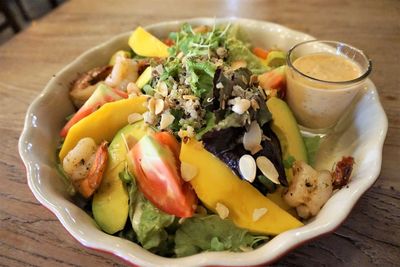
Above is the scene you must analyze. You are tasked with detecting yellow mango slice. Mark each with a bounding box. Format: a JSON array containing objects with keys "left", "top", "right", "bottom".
[
  {"left": 180, "top": 140, "right": 303, "bottom": 235},
  {"left": 128, "top": 26, "right": 169, "bottom": 58},
  {"left": 267, "top": 187, "right": 298, "bottom": 218},
  {"left": 59, "top": 96, "right": 147, "bottom": 161},
  {"left": 135, "top": 66, "right": 152, "bottom": 89}
]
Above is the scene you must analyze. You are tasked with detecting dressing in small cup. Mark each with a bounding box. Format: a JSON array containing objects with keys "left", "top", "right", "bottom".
[{"left": 285, "top": 40, "right": 372, "bottom": 131}]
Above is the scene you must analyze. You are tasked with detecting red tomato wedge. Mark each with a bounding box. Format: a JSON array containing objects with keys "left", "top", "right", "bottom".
[
  {"left": 258, "top": 66, "right": 287, "bottom": 97},
  {"left": 128, "top": 134, "right": 197, "bottom": 217},
  {"left": 60, "top": 84, "right": 127, "bottom": 138},
  {"left": 153, "top": 131, "right": 181, "bottom": 159}
]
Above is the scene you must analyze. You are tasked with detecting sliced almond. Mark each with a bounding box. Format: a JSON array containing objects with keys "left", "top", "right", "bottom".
[
  {"left": 127, "top": 113, "right": 143, "bottom": 124},
  {"left": 147, "top": 97, "right": 156, "bottom": 113},
  {"left": 158, "top": 81, "right": 168, "bottom": 97},
  {"left": 239, "top": 154, "right": 257, "bottom": 183},
  {"left": 142, "top": 111, "right": 154, "bottom": 124},
  {"left": 229, "top": 97, "right": 251, "bottom": 115},
  {"left": 181, "top": 162, "right": 198, "bottom": 182},
  {"left": 243, "top": 121, "right": 262, "bottom": 155},
  {"left": 154, "top": 98, "right": 165, "bottom": 115},
  {"left": 252, "top": 207, "right": 268, "bottom": 222},
  {"left": 215, "top": 202, "right": 229, "bottom": 219},
  {"left": 159, "top": 113, "right": 175, "bottom": 130},
  {"left": 216, "top": 82, "right": 224, "bottom": 89},
  {"left": 256, "top": 156, "right": 280, "bottom": 184}
]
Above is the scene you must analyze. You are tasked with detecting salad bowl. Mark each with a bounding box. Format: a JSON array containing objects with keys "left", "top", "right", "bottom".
[{"left": 18, "top": 17, "right": 387, "bottom": 266}]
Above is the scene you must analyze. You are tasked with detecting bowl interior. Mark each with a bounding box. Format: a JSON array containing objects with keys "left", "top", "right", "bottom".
[{"left": 19, "top": 17, "right": 387, "bottom": 266}]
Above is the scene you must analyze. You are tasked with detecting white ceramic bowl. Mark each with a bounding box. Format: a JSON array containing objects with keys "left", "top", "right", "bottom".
[{"left": 19, "top": 18, "right": 388, "bottom": 266}]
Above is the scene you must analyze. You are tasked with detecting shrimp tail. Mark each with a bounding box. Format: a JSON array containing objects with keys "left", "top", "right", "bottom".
[
  {"left": 332, "top": 156, "right": 355, "bottom": 190},
  {"left": 78, "top": 141, "right": 108, "bottom": 198}
]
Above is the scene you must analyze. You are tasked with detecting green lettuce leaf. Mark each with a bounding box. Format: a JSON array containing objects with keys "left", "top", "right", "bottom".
[
  {"left": 226, "top": 38, "right": 270, "bottom": 74},
  {"left": 128, "top": 182, "right": 175, "bottom": 250},
  {"left": 174, "top": 215, "right": 267, "bottom": 257},
  {"left": 186, "top": 59, "right": 216, "bottom": 98},
  {"left": 195, "top": 112, "right": 216, "bottom": 139},
  {"left": 215, "top": 112, "right": 250, "bottom": 129},
  {"left": 169, "top": 23, "right": 230, "bottom": 58}
]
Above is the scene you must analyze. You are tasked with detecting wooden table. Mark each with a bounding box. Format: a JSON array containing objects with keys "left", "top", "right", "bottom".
[{"left": 1, "top": 0, "right": 399, "bottom": 266}]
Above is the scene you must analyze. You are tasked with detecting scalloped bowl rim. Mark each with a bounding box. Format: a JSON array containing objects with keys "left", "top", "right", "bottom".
[{"left": 18, "top": 17, "right": 388, "bottom": 267}]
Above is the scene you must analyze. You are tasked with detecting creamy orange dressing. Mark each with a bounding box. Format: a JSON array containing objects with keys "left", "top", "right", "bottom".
[
  {"left": 286, "top": 53, "right": 366, "bottom": 129},
  {"left": 293, "top": 53, "right": 361, "bottom": 83}
]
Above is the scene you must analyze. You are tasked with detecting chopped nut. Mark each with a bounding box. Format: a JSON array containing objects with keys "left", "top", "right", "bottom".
[
  {"left": 181, "top": 162, "right": 198, "bottom": 182},
  {"left": 228, "top": 97, "right": 251, "bottom": 115},
  {"left": 256, "top": 156, "right": 280, "bottom": 184},
  {"left": 215, "top": 202, "right": 229, "bottom": 219},
  {"left": 154, "top": 99, "right": 164, "bottom": 115},
  {"left": 186, "top": 126, "right": 195, "bottom": 137},
  {"left": 159, "top": 113, "right": 175, "bottom": 130},
  {"left": 158, "top": 81, "right": 168, "bottom": 97},
  {"left": 252, "top": 208, "right": 268, "bottom": 222},
  {"left": 178, "top": 129, "right": 195, "bottom": 139},
  {"left": 154, "top": 64, "right": 164, "bottom": 75},
  {"left": 239, "top": 154, "right": 257, "bottom": 183},
  {"left": 147, "top": 97, "right": 156, "bottom": 114},
  {"left": 142, "top": 111, "right": 154, "bottom": 124},
  {"left": 127, "top": 82, "right": 140, "bottom": 95},
  {"left": 127, "top": 113, "right": 143, "bottom": 124}
]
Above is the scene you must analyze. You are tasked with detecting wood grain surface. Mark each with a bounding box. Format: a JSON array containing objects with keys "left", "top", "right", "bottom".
[{"left": 1, "top": 0, "right": 399, "bottom": 266}]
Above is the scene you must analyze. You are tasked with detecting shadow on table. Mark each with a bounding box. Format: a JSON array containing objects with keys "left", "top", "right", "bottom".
[{"left": 0, "top": 0, "right": 67, "bottom": 45}]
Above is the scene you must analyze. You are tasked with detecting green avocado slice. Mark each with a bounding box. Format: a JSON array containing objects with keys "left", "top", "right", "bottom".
[
  {"left": 266, "top": 97, "right": 308, "bottom": 181},
  {"left": 92, "top": 121, "right": 152, "bottom": 234}
]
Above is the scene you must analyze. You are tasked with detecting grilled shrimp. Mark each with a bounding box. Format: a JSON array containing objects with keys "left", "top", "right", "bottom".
[
  {"left": 63, "top": 137, "right": 108, "bottom": 198},
  {"left": 70, "top": 66, "right": 113, "bottom": 107},
  {"left": 283, "top": 161, "right": 333, "bottom": 219},
  {"left": 105, "top": 55, "right": 139, "bottom": 91}
]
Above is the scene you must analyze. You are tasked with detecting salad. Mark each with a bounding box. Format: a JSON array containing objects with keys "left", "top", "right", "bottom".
[{"left": 57, "top": 23, "right": 354, "bottom": 257}]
